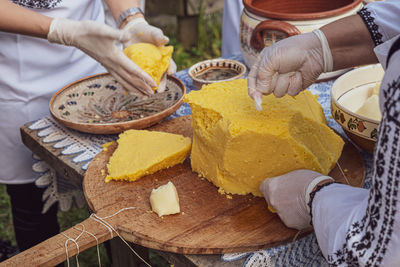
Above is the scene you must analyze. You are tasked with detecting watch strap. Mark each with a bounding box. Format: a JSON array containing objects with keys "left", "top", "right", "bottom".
[{"left": 116, "top": 7, "right": 144, "bottom": 28}]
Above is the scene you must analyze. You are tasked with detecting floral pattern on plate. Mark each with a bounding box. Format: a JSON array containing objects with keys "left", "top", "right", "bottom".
[{"left": 50, "top": 73, "right": 185, "bottom": 134}]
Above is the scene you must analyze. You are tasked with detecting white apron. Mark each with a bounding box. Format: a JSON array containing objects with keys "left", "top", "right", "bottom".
[
  {"left": 221, "top": 0, "right": 244, "bottom": 57},
  {"left": 0, "top": 0, "right": 106, "bottom": 184}
]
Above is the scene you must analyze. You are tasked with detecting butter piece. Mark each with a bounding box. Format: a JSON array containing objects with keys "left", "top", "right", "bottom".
[
  {"left": 150, "top": 181, "right": 180, "bottom": 217},
  {"left": 123, "top": 43, "right": 173, "bottom": 91},
  {"left": 184, "top": 79, "right": 344, "bottom": 196},
  {"left": 105, "top": 130, "right": 191, "bottom": 182},
  {"left": 356, "top": 94, "right": 381, "bottom": 121}
]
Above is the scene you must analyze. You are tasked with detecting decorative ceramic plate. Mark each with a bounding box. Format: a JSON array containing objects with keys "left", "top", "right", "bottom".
[
  {"left": 330, "top": 64, "right": 383, "bottom": 153},
  {"left": 50, "top": 73, "right": 185, "bottom": 134}
]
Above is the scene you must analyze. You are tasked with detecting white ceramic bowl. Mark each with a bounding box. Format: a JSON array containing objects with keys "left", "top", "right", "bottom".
[
  {"left": 188, "top": 59, "right": 247, "bottom": 90},
  {"left": 331, "top": 64, "right": 384, "bottom": 153}
]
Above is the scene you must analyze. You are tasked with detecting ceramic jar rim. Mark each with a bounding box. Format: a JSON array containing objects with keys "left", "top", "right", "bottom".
[{"left": 243, "top": 0, "right": 363, "bottom": 21}]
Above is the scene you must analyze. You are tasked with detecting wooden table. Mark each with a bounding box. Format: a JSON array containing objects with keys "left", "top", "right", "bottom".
[{"left": 20, "top": 122, "right": 246, "bottom": 267}]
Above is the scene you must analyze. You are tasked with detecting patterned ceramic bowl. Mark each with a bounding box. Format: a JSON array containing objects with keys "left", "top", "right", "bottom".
[
  {"left": 50, "top": 73, "right": 185, "bottom": 134},
  {"left": 331, "top": 64, "right": 384, "bottom": 153},
  {"left": 188, "top": 59, "right": 247, "bottom": 90}
]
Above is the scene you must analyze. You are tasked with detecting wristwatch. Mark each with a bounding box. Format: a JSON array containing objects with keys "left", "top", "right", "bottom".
[{"left": 116, "top": 7, "right": 144, "bottom": 28}]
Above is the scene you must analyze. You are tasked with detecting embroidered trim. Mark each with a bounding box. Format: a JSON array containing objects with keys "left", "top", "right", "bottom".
[
  {"left": 12, "top": 0, "right": 62, "bottom": 9},
  {"left": 358, "top": 7, "right": 383, "bottom": 46},
  {"left": 328, "top": 76, "right": 400, "bottom": 266},
  {"left": 307, "top": 181, "right": 336, "bottom": 226}
]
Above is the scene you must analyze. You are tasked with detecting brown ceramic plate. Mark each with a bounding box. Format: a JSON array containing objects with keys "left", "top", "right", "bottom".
[{"left": 49, "top": 73, "right": 185, "bottom": 134}]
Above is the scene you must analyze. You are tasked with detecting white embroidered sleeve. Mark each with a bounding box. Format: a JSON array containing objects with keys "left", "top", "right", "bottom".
[
  {"left": 310, "top": 47, "right": 400, "bottom": 266},
  {"left": 358, "top": 0, "right": 400, "bottom": 46}
]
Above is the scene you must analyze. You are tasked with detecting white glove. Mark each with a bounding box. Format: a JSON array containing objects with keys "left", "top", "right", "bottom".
[
  {"left": 47, "top": 18, "right": 156, "bottom": 95},
  {"left": 259, "top": 169, "right": 334, "bottom": 230},
  {"left": 121, "top": 17, "right": 169, "bottom": 47},
  {"left": 121, "top": 17, "right": 177, "bottom": 92},
  {"left": 248, "top": 30, "right": 333, "bottom": 104}
]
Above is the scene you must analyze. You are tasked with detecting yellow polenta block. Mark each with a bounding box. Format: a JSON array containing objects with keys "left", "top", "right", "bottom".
[
  {"left": 105, "top": 130, "right": 191, "bottom": 182},
  {"left": 123, "top": 43, "right": 173, "bottom": 91},
  {"left": 184, "top": 79, "right": 344, "bottom": 197}
]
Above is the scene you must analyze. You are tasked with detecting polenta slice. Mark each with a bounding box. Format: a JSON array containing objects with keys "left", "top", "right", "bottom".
[
  {"left": 105, "top": 130, "right": 191, "bottom": 182},
  {"left": 124, "top": 43, "right": 173, "bottom": 91}
]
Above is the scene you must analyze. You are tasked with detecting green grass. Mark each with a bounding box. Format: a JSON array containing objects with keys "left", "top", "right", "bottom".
[
  {"left": 0, "top": 8, "right": 221, "bottom": 267},
  {"left": 171, "top": 10, "right": 222, "bottom": 70},
  {"left": 0, "top": 185, "right": 15, "bottom": 245}
]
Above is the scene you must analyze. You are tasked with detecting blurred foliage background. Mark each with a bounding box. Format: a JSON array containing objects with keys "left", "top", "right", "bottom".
[{"left": 0, "top": 1, "right": 222, "bottom": 266}]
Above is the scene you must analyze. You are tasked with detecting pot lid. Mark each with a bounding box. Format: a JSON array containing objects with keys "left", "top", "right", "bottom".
[{"left": 243, "top": 0, "right": 363, "bottom": 20}]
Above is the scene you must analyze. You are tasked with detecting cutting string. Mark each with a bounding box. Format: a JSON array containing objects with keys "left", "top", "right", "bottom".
[
  {"left": 89, "top": 207, "right": 152, "bottom": 267},
  {"left": 73, "top": 224, "right": 102, "bottom": 267},
  {"left": 61, "top": 232, "right": 81, "bottom": 267},
  {"left": 61, "top": 206, "right": 152, "bottom": 267}
]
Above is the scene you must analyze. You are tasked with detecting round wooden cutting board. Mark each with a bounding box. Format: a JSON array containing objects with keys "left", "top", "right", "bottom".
[{"left": 83, "top": 115, "right": 365, "bottom": 254}]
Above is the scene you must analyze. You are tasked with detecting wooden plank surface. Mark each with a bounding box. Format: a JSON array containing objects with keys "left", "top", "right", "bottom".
[
  {"left": 9, "top": 115, "right": 364, "bottom": 266},
  {"left": 84, "top": 115, "right": 365, "bottom": 254}
]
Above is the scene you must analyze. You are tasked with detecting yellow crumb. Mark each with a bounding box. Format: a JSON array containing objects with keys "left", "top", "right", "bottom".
[
  {"left": 268, "top": 205, "right": 276, "bottom": 213},
  {"left": 101, "top": 141, "right": 114, "bottom": 151}
]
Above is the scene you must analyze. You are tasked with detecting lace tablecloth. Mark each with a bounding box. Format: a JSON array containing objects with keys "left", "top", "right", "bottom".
[{"left": 29, "top": 54, "right": 373, "bottom": 266}]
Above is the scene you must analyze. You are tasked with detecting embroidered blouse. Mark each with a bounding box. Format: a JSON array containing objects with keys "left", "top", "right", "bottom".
[{"left": 311, "top": 1, "right": 400, "bottom": 265}]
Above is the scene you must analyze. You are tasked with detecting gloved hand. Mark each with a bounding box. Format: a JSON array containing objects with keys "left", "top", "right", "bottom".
[
  {"left": 121, "top": 17, "right": 177, "bottom": 92},
  {"left": 47, "top": 18, "right": 156, "bottom": 95},
  {"left": 248, "top": 30, "right": 333, "bottom": 105},
  {"left": 120, "top": 17, "right": 169, "bottom": 47},
  {"left": 259, "top": 169, "right": 334, "bottom": 230}
]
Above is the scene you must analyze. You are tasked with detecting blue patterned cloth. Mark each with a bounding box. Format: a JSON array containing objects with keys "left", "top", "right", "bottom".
[{"left": 30, "top": 53, "right": 373, "bottom": 265}]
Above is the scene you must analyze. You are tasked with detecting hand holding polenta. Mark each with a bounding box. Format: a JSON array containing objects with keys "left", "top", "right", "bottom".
[
  {"left": 121, "top": 17, "right": 176, "bottom": 93},
  {"left": 120, "top": 17, "right": 169, "bottom": 47},
  {"left": 47, "top": 18, "right": 157, "bottom": 95},
  {"left": 124, "top": 43, "right": 175, "bottom": 92}
]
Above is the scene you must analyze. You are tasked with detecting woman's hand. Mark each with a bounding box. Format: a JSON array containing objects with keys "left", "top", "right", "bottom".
[
  {"left": 248, "top": 31, "right": 330, "bottom": 102},
  {"left": 260, "top": 169, "right": 334, "bottom": 230},
  {"left": 47, "top": 18, "right": 156, "bottom": 95},
  {"left": 120, "top": 17, "right": 169, "bottom": 47},
  {"left": 120, "top": 17, "right": 177, "bottom": 92}
]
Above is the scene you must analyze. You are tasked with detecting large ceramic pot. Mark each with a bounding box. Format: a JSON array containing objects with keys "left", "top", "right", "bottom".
[{"left": 240, "top": 0, "right": 363, "bottom": 80}]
